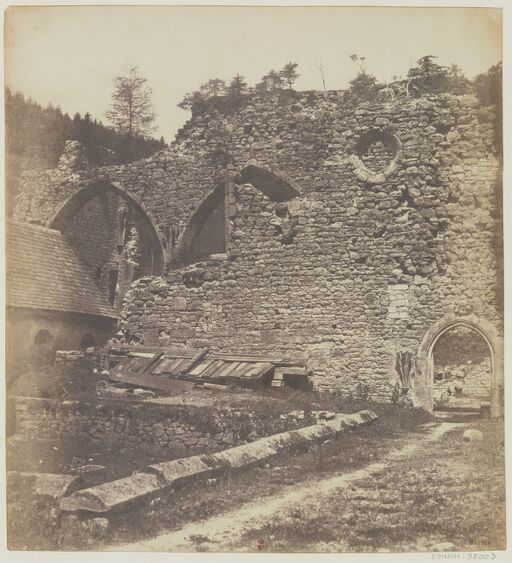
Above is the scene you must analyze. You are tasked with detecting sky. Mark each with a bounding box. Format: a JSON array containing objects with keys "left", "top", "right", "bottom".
[{"left": 4, "top": 5, "right": 502, "bottom": 140}]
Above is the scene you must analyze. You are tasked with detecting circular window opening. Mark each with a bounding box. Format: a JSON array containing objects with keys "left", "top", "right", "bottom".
[
  {"left": 351, "top": 130, "right": 402, "bottom": 183},
  {"left": 359, "top": 140, "right": 394, "bottom": 173}
]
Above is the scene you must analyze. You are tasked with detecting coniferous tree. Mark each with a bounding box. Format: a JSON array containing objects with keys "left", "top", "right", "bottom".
[
  {"left": 105, "top": 66, "right": 156, "bottom": 137},
  {"left": 227, "top": 74, "right": 248, "bottom": 98},
  {"left": 256, "top": 69, "right": 282, "bottom": 92},
  {"left": 280, "top": 62, "right": 299, "bottom": 90}
]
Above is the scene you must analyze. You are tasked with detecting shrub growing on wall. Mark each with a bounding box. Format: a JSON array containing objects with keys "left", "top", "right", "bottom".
[{"left": 406, "top": 56, "right": 470, "bottom": 97}]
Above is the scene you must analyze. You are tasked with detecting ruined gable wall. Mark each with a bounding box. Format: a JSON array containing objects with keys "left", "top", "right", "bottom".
[
  {"left": 116, "top": 92, "right": 500, "bottom": 400},
  {"left": 13, "top": 92, "right": 502, "bottom": 401}
]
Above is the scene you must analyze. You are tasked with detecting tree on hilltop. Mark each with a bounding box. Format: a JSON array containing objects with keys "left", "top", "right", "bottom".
[
  {"left": 201, "top": 78, "right": 226, "bottom": 97},
  {"left": 227, "top": 74, "right": 248, "bottom": 98},
  {"left": 256, "top": 69, "right": 282, "bottom": 93},
  {"left": 280, "top": 62, "right": 300, "bottom": 90}
]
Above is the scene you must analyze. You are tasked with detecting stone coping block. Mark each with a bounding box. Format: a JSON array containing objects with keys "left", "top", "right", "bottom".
[
  {"left": 8, "top": 471, "right": 82, "bottom": 500},
  {"left": 60, "top": 472, "right": 163, "bottom": 513},
  {"left": 59, "top": 410, "right": 377, "bottom": 514},
  {"left": 146, "top": 455, "right": 223, "bottom": 485}
]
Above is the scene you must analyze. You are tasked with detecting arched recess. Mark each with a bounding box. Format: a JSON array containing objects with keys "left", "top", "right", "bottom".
[
  {"left": 237, "top": 164, "right": 301, "bottom": 202},
  {"left": 80, "top": 333, "right": 97, "bottom": 350},
  {"left": 48, "top": 180, "right": 165, "bottom": 275},
  {"left": 171, "top": 164, "right": 301, "bottom": 268},
  {"left": 172, "top": 184, "right": 225, "bottom": 267},
  {"left": 33, "top": 329, "right": 55, "bottom": 366},
  {"left": 415, "top": 316, "right": 503, "bottom": 417}
]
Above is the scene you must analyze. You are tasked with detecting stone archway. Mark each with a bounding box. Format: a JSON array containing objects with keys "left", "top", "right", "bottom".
[
  {"left": 415, "top": 316, "right": 503, "bottom": 417},
  {"left": 48, "top": 180, "right": 165, "bottom": 276}
]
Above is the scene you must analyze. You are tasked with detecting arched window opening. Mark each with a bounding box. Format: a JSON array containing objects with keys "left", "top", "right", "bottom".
[
  {"left": 432, "top": 325, "right": 492, "bottom": 412},
  {"left": 33, "top": 329, "right": 55, "bottom": 366},
  {"left": 80, "top": 333, "right": 97, "bottom": 350},
  {"left": 48, "top": 181, "right": 165, "bottom": 278},
  {"left": 186, "top": 199, "right": 227, "bottom": 265}
]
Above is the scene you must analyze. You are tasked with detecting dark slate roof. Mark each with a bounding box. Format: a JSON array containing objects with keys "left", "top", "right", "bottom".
[{"left": 6, "top": 220, "right": 118, "bottom": 319}]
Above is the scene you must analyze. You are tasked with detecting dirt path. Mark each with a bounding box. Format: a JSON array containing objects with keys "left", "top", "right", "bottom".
[{"left": 112, "top": 422, "right": 461, "bottom": 552}]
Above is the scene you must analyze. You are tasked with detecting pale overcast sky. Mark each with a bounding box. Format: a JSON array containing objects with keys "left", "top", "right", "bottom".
[{"left": 5, "top": 6, "right": 502, "bottom": 140}]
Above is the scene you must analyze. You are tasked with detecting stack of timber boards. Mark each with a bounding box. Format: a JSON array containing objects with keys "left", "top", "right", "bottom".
[
  {"left": 107, "top": 345, "right": 307, "bottom": 392},
  {"left": 109, "top": 346, "right": 206, "bottom": 392},
  {"left": 186, "top": 354, "right": 279, "bottom": 387}
]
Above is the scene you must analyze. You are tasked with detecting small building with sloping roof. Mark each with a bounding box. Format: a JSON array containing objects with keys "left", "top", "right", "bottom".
[{"left": 6, "top": 220, "right": 118, "bottom": 372}]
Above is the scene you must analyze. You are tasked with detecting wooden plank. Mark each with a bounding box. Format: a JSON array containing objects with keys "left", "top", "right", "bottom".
[
  {"left": 188, "top": 359, "right": 215, "bottom": 377},
  {"left": 110, "top": 344, "right": 198, "bottom": 356},
  {"left": 235, "top": 362, "right": 266, "bottom": 379},
  {"left": 200, "top": 360, "right": 227, "bottom": 378},
  {"left": 151, "top": 357, "right": 183, "bottom": 375},
  {"left": 180, "top": 347, "right": 209, "bottom": 374},
  {"left": 173, "top": 357, "right": 195, "bottom": 375},
  {"left": 246, "top": 362, "right": 274, "bottom": 379},
  {"left": 129, "top": 357, "right": 156, "bottom": 373},
  {"left": 208, "top": 361, "right": 242, "bottom": 378},
  {"left": 276, "top": 367, "right": 308, "bottom": 376},
  {"left": 109, "top": 371, "right": 195, "bottom": 393},
  {"left": 210, "top": 353, "right": 286, "bottom": 363},
  {"left": 127, "top": 352, "right": 156, "bottom": 359},
  {"left": 228, "top": 362, "right": 254, "bottom": 378},
  {"left": 141, "top": 352, "right": 164, "bottom": 373}
]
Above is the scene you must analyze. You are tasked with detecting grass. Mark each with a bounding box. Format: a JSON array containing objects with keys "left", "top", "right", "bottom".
[
  {"left": 86, "top": 401, "right": 430, "bottom": 550},
  {"left": 7, "top": 380, "right": 435, "bottom": 551},
  {"left": 234, "top": 420, "right": 506, "bottom": 553}
]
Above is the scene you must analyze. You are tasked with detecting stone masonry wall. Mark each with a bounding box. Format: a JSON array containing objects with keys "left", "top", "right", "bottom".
[
  {"left": 13, "top": 91, "right": 502, "bottom": 404},
  {"left": 14, "top": 397, "right": 304, "bottom": 458}
]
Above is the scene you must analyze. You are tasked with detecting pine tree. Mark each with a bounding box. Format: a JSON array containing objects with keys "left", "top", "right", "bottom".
[
  {"left": 280, "top": 62, "right": 299, "bottom": 90},
  {"left": 257, "top": 69, "right": 282, "bottom": 92},
  {"left": 105, "top": 66, "right": 156, "bottom": 137},
  {"left": 201, "top": 78, "right": 226, "bottom": 97},
  {"left": 177, "top": 90, "right": 205, "bottom": 111},
  {"left": 227, "top": 74, "right": 248, "bottom": 98}
]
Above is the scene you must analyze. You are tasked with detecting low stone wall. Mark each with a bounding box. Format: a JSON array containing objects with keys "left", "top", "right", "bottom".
[
  {"left": 60, "top": 409, "right": 378, "bottom": 514},
  {"left": 13, "top": 397, "right": 304, "bottom": 457}
]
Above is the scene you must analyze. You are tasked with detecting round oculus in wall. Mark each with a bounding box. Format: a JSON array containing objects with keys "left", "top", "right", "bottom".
[{"left": 349, "top": 129, "right": 402, "bottom": 184}]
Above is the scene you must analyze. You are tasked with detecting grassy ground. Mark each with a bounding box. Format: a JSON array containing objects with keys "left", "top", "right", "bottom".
[
  {"left": 232, "top": 420, "right": 506, "bottom": 553},
  {"left": 7, "top": 398, "right": 431, "bottom": 550},
  {"left": 91, "top": 402, "right": 430, "bottom": 550}
]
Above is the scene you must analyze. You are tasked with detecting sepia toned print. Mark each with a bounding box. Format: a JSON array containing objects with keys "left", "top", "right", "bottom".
[{"left": 4, "top": 5, "right": 505, "bottom": 554}]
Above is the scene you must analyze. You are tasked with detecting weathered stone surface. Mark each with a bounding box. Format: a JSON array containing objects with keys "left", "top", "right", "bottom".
[
  {"left": 12, "top": 90, "right": 503, "bottom": 409},
  {"left": 462, "top": 429, "right": 484, "bottom": 442},
  {"left": 8, "top": 471, "right": 82, "bottom": 500},
  {"left": 59, "top": 410, "right": 377, "bottom": 513},
  {"left": 147, "top": 455, "right": 221, "bottom": 485},
  {"left": 60, "top": 472, "right": 163, "bottom": 513},
  {"left": 14, "top": 396, "right": 305, "bottom": 455}
]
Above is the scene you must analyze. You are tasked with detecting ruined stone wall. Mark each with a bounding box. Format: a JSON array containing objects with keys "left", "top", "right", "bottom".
[
  {"left": 13, "top": 397, "right": 303, "bottom": 457},
  {"left": 13, "top": 92, "right": 502, "bottom": 403}
]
